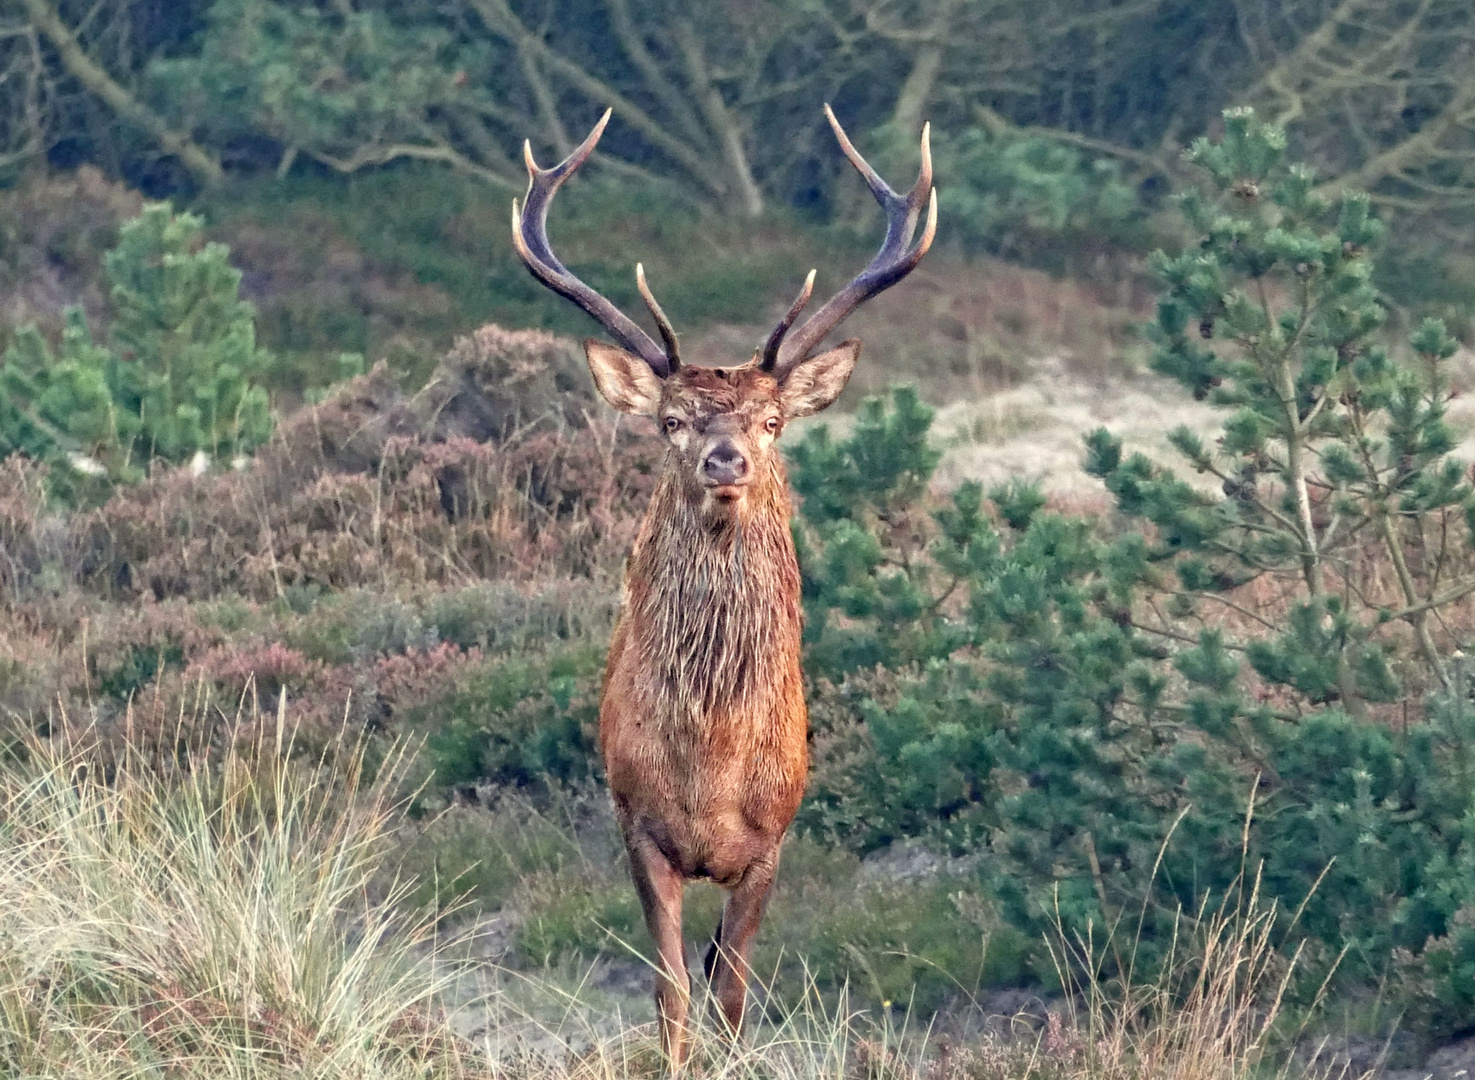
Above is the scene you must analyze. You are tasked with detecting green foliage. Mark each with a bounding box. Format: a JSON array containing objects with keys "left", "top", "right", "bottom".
[
  {"left": 151, "top": 0, "right": 488, "bottom": 177},
  {"left": 98, "top": 641, "right": 186, "bottom": 701},
  {"left": 0, "top": 204, "right": 272, "bottom": 498},
  {"left": 788, "top": 112, "right": 1475, "bottom": 1034},
  {"left": 408, "top": 646, "right": 604, "bottom": 792},
  {"left": 754, "top": 843, "right": 1031, "bottom": 1014},
  {"left": 794, "top": 387, "right": 1475, "bottom": 1034},
  {"left": 416, "top": 801, "right": 1031, "bottom": 1011},
  {"left": 0, "top": 311, "right": 136, "bottom": 499},
  {"left": 105, "top": 206, "right": 274, "bottom": 464},
  {"left": 791, "top": 387, "right": 956, "bottom": 674},
  {"left": 1094, "top": 108, "right": 1474, "bottom": 710},
  {"left": 927, "top": 124, "right": 1147, "bottom": 270}
]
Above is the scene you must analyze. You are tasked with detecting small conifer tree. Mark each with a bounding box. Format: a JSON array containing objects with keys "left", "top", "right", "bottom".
[
  {"left": 0, "top": 204, "right": 273, "bottom": 499},
  {"left": 790, "top": 111, "right": 1475, "bottom": 1031},
  {"left": 1088, "top": 107, "right": 1475, "bottom": 709}
]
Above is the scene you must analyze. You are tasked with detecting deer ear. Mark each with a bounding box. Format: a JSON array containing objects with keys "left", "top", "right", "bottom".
[
  {"left": 780, "top": 340, "right": 861, "bottom": 418},
  {"left": 585, "top": 339, "right": 663, "bottom": 415}
]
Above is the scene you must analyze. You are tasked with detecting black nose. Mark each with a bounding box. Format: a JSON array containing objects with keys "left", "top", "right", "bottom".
[{"left": 703, "top": 441, "right": 749, "bottom": 485}]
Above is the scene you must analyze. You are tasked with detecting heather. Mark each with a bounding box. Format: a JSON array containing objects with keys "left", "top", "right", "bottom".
[{"left": 0, "top": 325, "right": 650, "bottom": 768}]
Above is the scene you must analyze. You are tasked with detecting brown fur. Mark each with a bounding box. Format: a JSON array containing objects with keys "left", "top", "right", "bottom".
[{"left": 602, "top": 430, "right": 807, "bottom": 881}]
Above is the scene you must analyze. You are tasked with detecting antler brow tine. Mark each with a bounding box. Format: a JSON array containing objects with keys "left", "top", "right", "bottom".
[
  {"left": 512, "top": 108, "right": 679, "bottom": 377},
  {"left": 636, "top": 263, "right": 680, "bottom": 368},
  {"left": 764, "top": 106, "right": 936, "bottom": 377},
  {"left": 760, "top": 269, "right": 816, "bottom": 372}
]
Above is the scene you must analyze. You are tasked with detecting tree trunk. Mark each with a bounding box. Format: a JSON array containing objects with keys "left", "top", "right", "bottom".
[
  {"left": 1276, "top": 353, "right": 1321, "bottom": 598},
  {"left": 887, "top": 0, "right": 961, "bottom": 135},
  {"left": 21, "top": 0, "right": 223, "bottom": 187},
  {"left": 889, "top": 46, "right": 943, "bottom": 136},
  {"left": 469, "top": 0, "right": 733, "bottom": 206},
  {"left": 674, "top": 20, "right": 764, "bottom": 218}
]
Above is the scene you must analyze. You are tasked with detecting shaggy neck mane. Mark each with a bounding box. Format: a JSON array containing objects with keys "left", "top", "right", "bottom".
[{"left": 625, "top": 455, "right": 801, "bottom": 717}]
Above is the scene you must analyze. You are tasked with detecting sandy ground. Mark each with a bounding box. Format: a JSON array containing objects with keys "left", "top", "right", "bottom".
[
  {"left": 929, "top": 357, "right": 1223, "bottom": 498},
  {"left": 920, "top": 351, "right": 1475, "bottom": 498}
]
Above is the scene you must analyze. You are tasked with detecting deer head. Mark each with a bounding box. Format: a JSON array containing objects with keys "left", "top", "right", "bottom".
[{"left": 512, "top": 106, "right": 935, "bottom": 519}]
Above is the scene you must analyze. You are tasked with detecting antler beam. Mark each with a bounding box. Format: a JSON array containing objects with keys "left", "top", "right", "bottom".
[
  {"left": 512, "top": 109, "right": 679, "bottom": 377},
  {"left": 761, "top": 105, "right": 937, "bottom": 376}
]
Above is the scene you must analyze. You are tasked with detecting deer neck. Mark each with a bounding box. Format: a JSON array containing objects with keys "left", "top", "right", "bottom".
[{"left": 623, "top": 455, "right": 802, "bottom": 716}]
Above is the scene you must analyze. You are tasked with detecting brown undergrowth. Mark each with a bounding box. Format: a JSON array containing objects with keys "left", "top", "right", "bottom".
[{"left": 0, "top": 326, "right": 648, "bottom": 752}]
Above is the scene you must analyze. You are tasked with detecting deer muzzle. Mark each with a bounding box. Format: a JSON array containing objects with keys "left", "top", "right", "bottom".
[{"left": 702, "top": 439, "right": 750, "bottom": 490}]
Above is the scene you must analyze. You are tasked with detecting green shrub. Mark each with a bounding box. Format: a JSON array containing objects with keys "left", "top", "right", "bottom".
[
  {"left": 790, "top": 386, "right": 953, "bottom": 676},
  {"left": 514, "top": 874, "right": 650, "bottom": 966},
  {"left": 396, "top": 793, "right": 607, "bottom": 917},
  {"left": 194, "top": 152, "right": 896, "bottom": 393},
  {"left": 789, "top": 113, "right": 1475, "bottom": 1035},
  {"left": 794, "top": 388, "right": 1475, "bottom": 1035},
  {"left": 407, "top": 646, "right": 604, "bottom": 793},
  {"left": 151, "top": 0, "right": 483, "bottom": 182},
  {"left": 917, "top": 123, "right": 1148, "bottom": 273},
  {"left": 1090, "top": 107, "right": 1470, "bottom": 711}
]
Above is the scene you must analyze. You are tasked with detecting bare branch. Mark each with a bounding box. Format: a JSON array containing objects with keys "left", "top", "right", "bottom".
[
  {"left": 672, "top": 18, "right": 763, "bottom": 217},
  {"left": 310, "top": 134, "right": 520, "bottom": 191},
  {"left": 518, "top": 48, "right": 572, "bottom": 159},
  {"left": 601, "top": 0, "right": 709, "bottom": 151},
  {"left": 19, "top": 0, "right": 222, "bottom": 185},
  {"left": 468, "top": 0, "right": 734, "bottom": 202}
]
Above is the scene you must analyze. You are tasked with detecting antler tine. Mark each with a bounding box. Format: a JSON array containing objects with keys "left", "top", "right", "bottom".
[
  {"left": 636, "top": 263, "right": 680, "bottom": 368},
  {"left": 771, "top": 107, "right": 936, "bottom": 376},
  {"left": 826, "top": 103, "right": 932, "bottom": 211},
  {"left": 759, "top": 269, "right": 816, "bottom": 371},
  {"left": 512, "top": 108, "right": 677, "bottom": 377}
]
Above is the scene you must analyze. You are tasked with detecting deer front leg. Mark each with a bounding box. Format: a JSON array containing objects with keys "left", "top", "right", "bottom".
[
  {"left": 626, "top": 835, "right": 690, "bottom": 1067},
  {"left": 705, "top": 851, "right": 778, "bottom": 1038}
]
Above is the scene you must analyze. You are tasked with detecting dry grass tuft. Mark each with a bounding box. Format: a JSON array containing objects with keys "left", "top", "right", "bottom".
[
  {"left": 1043, "top": 878, "right": 1315, "bottom": 1080},
  {"left": 0, "top": 708, "right": 472, "bottom": 1076}
]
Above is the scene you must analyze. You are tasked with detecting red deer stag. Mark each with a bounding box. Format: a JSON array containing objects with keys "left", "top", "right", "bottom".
[{"left": 511, "top": 105, "right": 935, "bottom": 1065}]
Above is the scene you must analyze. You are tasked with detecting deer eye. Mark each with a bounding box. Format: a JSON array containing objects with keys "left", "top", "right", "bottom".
[
  {"left": 765, "top": 416, "right": 780, "bottom": 433},
  {"left": 663, "top": 416, "right": 683, "bottom": 433}
]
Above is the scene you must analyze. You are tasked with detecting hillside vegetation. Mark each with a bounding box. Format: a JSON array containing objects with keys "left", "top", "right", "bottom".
[{"left": 3, "top": 113, "right": 1475, "bottom": 1075}]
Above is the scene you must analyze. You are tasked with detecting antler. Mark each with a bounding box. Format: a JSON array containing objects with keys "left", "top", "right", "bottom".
[
  {"left": 512, "top": 109, "right": 680, "bottom": 377},
  {"left": 761, "top": 105, "right": 937, "bottom": 377},
  {"left": 760, "top": 269, "right": 815, "bottom": 370}
]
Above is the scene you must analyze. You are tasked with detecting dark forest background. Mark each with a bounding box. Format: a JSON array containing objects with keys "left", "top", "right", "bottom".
[{"left": 5, "top": 0, "right": 1475, "bottom": 352}]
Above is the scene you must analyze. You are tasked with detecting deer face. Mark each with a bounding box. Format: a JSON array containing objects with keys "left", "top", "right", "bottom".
[
  {"left": 511, "top": 102, "right": 932, "bottom": 521},
  {"left": 585, "top": 339, "right": 860, "bottom": 512}
]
